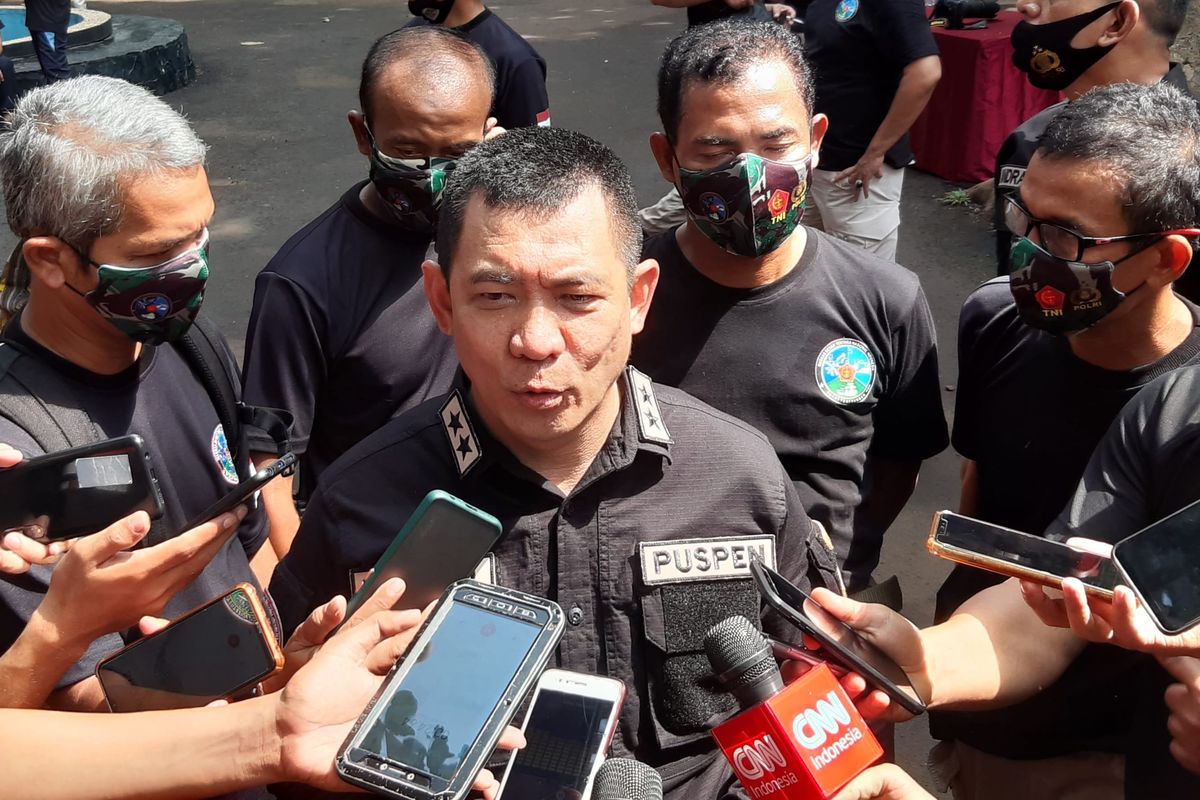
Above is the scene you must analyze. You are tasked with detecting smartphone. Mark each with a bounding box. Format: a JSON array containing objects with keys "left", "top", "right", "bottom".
[
  {"left": 928, "top": 510, "right": 1117, "bottom": 600},
  {"left": 0, "top": 434, "right": 164, "bottom": 542},
  {"left": 750, "top": 558, "right": 927, "bottom": 716},
  {"left": 337, "top": 580, "right": 564, "bottom": 800},
  {"left": 495, "top": 670, "right": 626, "bottom": 800},
  {"left": 96, "top": 583, "right": 285, "bottom": 712},
  {"left": 180, "top": 452, "right": 295, "bottom": 533},
  {"left": 343, "top": 490, "right": 503, "bottom": 620},
  {"left": 1113, "top": 498, "right": 1200, "bottom": 634}
]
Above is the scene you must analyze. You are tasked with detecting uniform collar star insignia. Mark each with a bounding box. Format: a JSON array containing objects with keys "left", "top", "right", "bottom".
[
  {"left": 440, "top": 391, "right": 482, "bottom": 477},
  {"left": 626, "top": 367, "right": 671, "bottom": 446}
]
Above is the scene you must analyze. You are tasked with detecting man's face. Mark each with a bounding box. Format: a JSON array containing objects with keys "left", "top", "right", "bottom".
[
  {"left": 1018, "top": 153, "right": 1153, "bottom": 291},
  {"left": 423, "top": 186, "right": 658, "bottom": 454},
  {"left": 655, "top": 59, "right": 825, "bottom": 178},
  {"left": 353, "top": 62, "right": 491, "bottom": 161},
  {"left": 75, "top": 165, "right": 214, "bottom": 284}
]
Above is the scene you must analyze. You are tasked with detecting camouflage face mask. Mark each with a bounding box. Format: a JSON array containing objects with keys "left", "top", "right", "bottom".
[
  {"left": 677, "top": 152, "right": 812, "bottom": 258},
  {"left": 71, "top": 229, "right": 210, "bottom": 345},
  {"left": 367, "top": 128, "right": 456, "bottom": 234}
]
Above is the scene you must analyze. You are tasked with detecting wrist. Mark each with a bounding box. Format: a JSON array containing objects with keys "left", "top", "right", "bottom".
[
  {"left": 256, "top": 693, "right": 290, "bottom": 785},
  {"left": 27, "top": 606, "right": 92, "bottom": 660}
]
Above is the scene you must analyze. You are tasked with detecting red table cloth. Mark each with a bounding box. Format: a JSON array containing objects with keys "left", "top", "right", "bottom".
[{"left": 909, "top": 11, "right": 1061, "bottom": 184}]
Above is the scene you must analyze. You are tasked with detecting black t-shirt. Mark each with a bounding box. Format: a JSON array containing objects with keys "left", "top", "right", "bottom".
[
  {"left": 0, "top": 317, "right": 270, "bottom": 687},
  {"left": 271, "top": 369, "right": 840, "bottom": 800},
  {"left": 930, "top": 279, "right": 1200, "bottom": 763},
  {"left": 686, "top": 1, "right": 771, "bottom": 27},
  {"left": 1044, "top": 368, "right": 1200, "bottom": 798},
  {"left": 241, "top": 182, "right": 458, "bottom": 501},
  {"left": 993, "top": 64, "right": 1194, "bottom": 277},
  {"left": 804, "top": 0, "right": 938, "bottom": 171},
  {"left": 406, "top": 9, "right": 550, "bottom": 128},
  {"left": 630, "top": 228, "right": 949, "bottom": 587},
  {"left": 25, "top": 0, "right": 69, "bottom": 34}
]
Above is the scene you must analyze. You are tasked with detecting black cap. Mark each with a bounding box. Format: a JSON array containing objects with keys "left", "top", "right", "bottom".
[
  {"left": 705, "top": 615, "right": 785, "bottom": 709},
  {"left": 591, "top": 758, "right": 664, "bottom": 800}
]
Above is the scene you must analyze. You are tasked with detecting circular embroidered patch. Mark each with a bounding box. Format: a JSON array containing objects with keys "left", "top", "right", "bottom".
[
  {"left": 835, "top": 0, "right": 859, "bottom": 22},
  {"left": 211, "top": 423, "right": 240, "bottom": 485},
  {"left": 815, "top": 338, "right": 876, "bottom": 404},
  {"left": 132, "top": 294, "right": 172, "bottom": 321},
  {"left": 699, "top": 191, "right": 729, "bottom": 222}
]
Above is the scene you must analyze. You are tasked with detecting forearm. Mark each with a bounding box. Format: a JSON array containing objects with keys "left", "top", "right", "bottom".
[
  {"left": 0, "top": 696, "right": 285, "bottom": 800},
  {"left": 921, "top": 580, "right": 1083, "bottom": 709},
  {"left": 0, "top": 610, "right": 88, "bottom": 708},
  {"left": 255, "top": 452, "right": 300, "bottom": 559},
  {"left": 861, "top": 458, "right": 920, "bottom": 535},
  {"left": 863, "top": 57, "right": 940, "bottom": 161}
]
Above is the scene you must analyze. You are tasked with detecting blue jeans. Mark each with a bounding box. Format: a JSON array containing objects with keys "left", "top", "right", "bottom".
[{"left": 31, "top": 30, "right": 70, "bottom": 83}]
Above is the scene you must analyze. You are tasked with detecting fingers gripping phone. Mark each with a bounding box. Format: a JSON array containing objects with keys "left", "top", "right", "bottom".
[
  {"left": 344, "top": 490, "right": 503, "bottom": 621},
  {"left": 95, "top": 583, "right": 285, "bottom": 712},
  {"left": 1113, "top": 498, "right": 1200, "bottom": 635},
  {"left": 750, "top": 558, "right": 927, "bottom": 716},
  {"left": 0, "top": 434, "right": 164, "bottom": 542},
  {"left": 495, "top": 671, "right": 626, "bottom": 800},
  {"left": 179, "top": 452, "right": 295, "bottom": 533},
  {"left": 337, "top": 580, "right": 564, "bottom": 800},
  {"left": 928, "top": 510, "right": 1118, "bottom": 600}
]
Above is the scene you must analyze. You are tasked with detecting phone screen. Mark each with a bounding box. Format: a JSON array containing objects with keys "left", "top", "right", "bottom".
[
  {"left": 936, "top": 513, "right": 1118, "bottom": 593},
  {"left": 356, "top": 601, "right": 542, "bottom": 789},
  {"left": 97, "top": 587, "right": 276, "bottom": 712},
  {"left": 754, "top": 562, "right": 925, "bottom": 713},
  {"left": 1115, "top": 500, "right": 1200, "bottom": 633},
  {"left": 502, "top": 690, "right": 616, "bottom": 800},
  {"left": 348, "top": 496, "right": 501, "bottom": 617},
  {"left": 0, "top": 440, "right": 158, "bottom": 541}
]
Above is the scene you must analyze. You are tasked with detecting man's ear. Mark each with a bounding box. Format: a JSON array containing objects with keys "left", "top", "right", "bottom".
[
  {"left": 22, "top": 237, "right": 82, "bottom": 290},
  {"left": 1151, "top": 234, "right": 1195, "bottom": 288},
  {"left": 628, "top": 258, "right": 660, "bottom": 336},
  {"left": 348, "top": 110, "right": 372, "bottom": 158},
  {"left": 809, "top": 113, "right": 829, "bottom": 172},
  {"left": 421, "top": 259, "right": 454, "bottom": 335},
  {"left": 649, "top": 133, "right": 678, "bottom": 187},
  {"left": 1096, "top": 0, "right": 1139, "bottom": 46}
]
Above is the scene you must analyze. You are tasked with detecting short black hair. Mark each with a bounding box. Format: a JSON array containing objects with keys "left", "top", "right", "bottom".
[
  {"left": 1140, "top": 0, "right": 1189, "bottom": 44},
  {"left": 436, "top": 126, "right": 641, "bottom": 281},
  {"left": 657, "top": 19, "right": 814, "bottom": 142},
  {"left": 358, "top": 27, "right": 495, "bottom": 121},
  {"left": 1037, "top": 81, "right": 1200, "bottom": 235}
]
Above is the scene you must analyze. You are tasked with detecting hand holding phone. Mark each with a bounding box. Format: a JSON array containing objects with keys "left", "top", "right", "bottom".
[{"left": 180, "top": 453, "right": 294, "bottom": 534}]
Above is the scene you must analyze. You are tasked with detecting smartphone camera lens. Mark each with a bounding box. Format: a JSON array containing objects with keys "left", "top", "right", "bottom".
[{"left": 228, "top": 634, "right": 240, "bottom": 648}]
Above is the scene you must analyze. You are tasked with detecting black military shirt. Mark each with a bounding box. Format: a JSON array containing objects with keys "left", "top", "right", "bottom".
[
  {"left": 241, "top": 182, "right": 458, "bottom": 501},
  {"left": 25, "top": 0, "right": 70, "bottom": 34},
  {"left": 686, "top": 0, "right": 771, "bottom": 27},
  {"left": 804, "top": 0, "right": 939, "bottom": 171},
  {"left": 992, "top": 64, "right": 1194, "bottom": 276},
  {"left": 406, "top": 9, "right": 550, "bottom": 129},
  {"left": 929, "top": 279, "right": 1200, "bottom": 761},
  {"left": 0, "top": 316, "right": 270, "bottom": 687},
  {"left": 1043, "top": 367, "right": 1200, "bottom": 798},
  {"left": 631, "top": 229, "right": 949, "bottom": 588},
  {"left": 271, "top": 368, "right": 841, "bottom": 798}
]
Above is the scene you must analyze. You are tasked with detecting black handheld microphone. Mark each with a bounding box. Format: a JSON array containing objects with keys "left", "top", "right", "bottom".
[
  {"left": 592, "top": 758, "right": 663, "bottom": 800},
  {"left": 705, "top": 615, "right": 786, "bottom": 708}
]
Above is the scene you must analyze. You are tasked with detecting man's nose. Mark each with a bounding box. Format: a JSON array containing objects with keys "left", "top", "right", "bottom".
[{"left": 510, "top": 306, "right": 566, "bottom": 361}]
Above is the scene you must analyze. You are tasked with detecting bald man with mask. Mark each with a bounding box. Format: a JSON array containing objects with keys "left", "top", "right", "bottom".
[{"left": 241, "top": 27, "right": 498, "bottom": 557}]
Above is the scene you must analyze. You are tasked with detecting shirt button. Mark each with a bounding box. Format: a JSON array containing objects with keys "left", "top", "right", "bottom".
[{"left": 568, "top": 604, "right": 584, "bottom": 626}]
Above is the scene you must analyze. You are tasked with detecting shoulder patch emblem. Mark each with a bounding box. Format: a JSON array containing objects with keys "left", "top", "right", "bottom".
[
  {"left": 628, "top": 367, "right": 672, "bottom": 445},
  {"left": 816, "top": 338, "right": 877, "bottom": 405},
  {"left": 835, "top": 0, "right": 858, "bottom": 22},
  {"left": 440, "top": 391, "right": 482, "bottom": 477},
  {"left": 211, "top": 424, "right": 239, "bottom": 485}
]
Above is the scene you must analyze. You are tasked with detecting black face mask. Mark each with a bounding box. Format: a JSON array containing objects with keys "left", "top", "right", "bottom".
[
  {"left": 408, "top": 0, "right": 456, "bottom": 24},
  {"left": 1011, "top": 2, "right": 1122, "bottom": 91}
]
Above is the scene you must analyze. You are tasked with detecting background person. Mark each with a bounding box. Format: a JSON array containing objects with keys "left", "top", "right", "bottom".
[{"left": 24, "top": 0, "right": 71, "bottom": 84}]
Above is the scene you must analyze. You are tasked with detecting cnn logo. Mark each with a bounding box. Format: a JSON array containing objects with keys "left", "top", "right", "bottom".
[
  {"left": 791, "top": 691, "right": 852, "bottom": 749},
  {"left": 731, "top": 736, "right": 788, "bottom": 781}
]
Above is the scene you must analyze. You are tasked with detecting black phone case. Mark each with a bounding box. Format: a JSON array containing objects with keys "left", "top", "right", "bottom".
[{"left": 179, "top": 451, "right": 295, "bottom": 533}]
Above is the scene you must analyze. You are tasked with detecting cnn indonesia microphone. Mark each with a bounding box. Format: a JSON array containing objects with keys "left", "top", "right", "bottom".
[{"left": 704, "top": 616, "right": 881, "bottom": 799}]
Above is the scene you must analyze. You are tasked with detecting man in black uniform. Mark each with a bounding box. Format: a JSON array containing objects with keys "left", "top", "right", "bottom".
[
  {"left": 993, "top": 0, "right": 1191, "bottom": 281},
  {"left": 405, "top": 0, "right": 550, "bottom": 129},
  {"left": 241, "top": 28, "right": 487, "bottom": 557},
  {"left": 271, "top": 126, "right": 842, "bottom": 800},
  {"left": 933, "top": 82, "right": 1200, "bottom": 799},
  {"left": 634, "top": 20, "right": 949, "bottom": 594},
  {"left": 803, "top": 0, "right": 941, "bottom": 260},
  {"left": 0, "top": 76, "right": 273, "bottom": 709}
]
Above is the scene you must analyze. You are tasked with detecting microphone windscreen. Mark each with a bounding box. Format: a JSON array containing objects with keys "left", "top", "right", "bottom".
[
  {"left": 704, "top": 616, "right": 784, "bottom": 707},
  {"left": 591, "top": 758, "right": 663, "bottom": 800}
]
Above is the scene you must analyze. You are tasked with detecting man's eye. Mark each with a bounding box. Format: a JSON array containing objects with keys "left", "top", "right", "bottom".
[{"left": 563, "top": 294, "right": 598, "bottom": 306}]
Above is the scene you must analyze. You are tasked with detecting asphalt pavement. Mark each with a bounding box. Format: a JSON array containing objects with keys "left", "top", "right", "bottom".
[{"left": 17, "top": 0, "right": 1002, "bottom": 789}]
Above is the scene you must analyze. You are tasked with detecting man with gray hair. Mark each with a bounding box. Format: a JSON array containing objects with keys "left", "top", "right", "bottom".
[
  {"left": 933, "top": 80, "right": 1200, "bottom": 799},
  {"left": 0, "top": 75, "right": 280, "bottom": 710}
]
